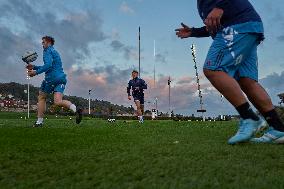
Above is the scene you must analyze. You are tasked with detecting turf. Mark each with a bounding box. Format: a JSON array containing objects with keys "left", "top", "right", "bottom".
[{"left": 0, "top": 114, "right": 284, "bottom": 189}]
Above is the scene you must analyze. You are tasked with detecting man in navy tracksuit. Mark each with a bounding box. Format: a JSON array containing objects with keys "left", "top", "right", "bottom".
[
  {"left": 175, "top": 0, "right": 284, "bottom": 144},
  {"left": 127, "top": 70, "right": 147, "bottom": 123}
]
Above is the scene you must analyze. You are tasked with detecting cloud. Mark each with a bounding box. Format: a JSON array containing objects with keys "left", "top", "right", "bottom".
[
  {"left": 277, "top": 35, "right": 284, "bottom": 41},
  {"left": 260, "top": 71, "right": 284, "bottom": 88},
  {"left": 0, "top": 26, "right": 39, "bottom": 83},
  {"left": 66, "top": 65, "right": 133, "bottom": 104},
  {"left": 0, "top": 27, "right": 36, "bottom": 65},
  {"left": 111, "top": 28, "right": 120, "bottom": 40},
  {"left": 0, "top": 0, "right": 107, "bottom": 83},
  {"left": 119, "top": 1, "right": 135, "bottom": 14},
  {"left": 139, "top": 74, "right": 234, "bottom": 116},
  {"left": 1, "top": 0, "right": 106, "bottom": 60},
  {"left": 259, "top": 71, "right": 284, "bottom": 104},
  {"left": 0, "top": 0, "right": 142, "bottom": 107},
  {"left": 176, "top": 76, "right": 195, "bottom": 85},
  {"left": 155, "top": 52, "right": 167, "bottom": 64},
  {"left": 110, "top": 40, "right": 125, "bottom": 51},
  {"left": 63, "top": 64, "right": 232, "bottom": 116},
  {"left": 110, "top": 40, "right": 139, "bottom": 60}
]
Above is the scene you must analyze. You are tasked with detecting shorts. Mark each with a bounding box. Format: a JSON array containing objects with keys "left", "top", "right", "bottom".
[
  {"left": 40, "top": 77, "right": 67, "bottom": 94},
  {"left": 133, "top": 93, "right": 144, "bottom": 105},
  {"left": 204, "top": 30, "right": 261, "bottom": 81}
]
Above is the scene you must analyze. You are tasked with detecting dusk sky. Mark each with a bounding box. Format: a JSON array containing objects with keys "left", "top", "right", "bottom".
[{"left": 0, "top": 0, "right": 283, "bottom": 116}]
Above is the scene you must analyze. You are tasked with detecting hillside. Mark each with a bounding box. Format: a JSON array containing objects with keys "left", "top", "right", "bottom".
[{"left": 0, "top": 82, "right": 134, "bottom": 115}]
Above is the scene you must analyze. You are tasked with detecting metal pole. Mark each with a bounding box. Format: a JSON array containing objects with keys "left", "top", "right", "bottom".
[
  {"left": 26, "top": 69, "right": 30, "bottom": 119},
  {"left": 28, "top": 81, "right": 30, "bottom": 118},
  {"left": 88, "top": 96, "right": 91, "bottom": 115},
  {"left": 155, "top": 97, "right": 158, "bottom": 114},
  {"left": 168, "top": 76, "right": 171, "bottom": 117},
  {"left": 154, "top": 40, "right": 156, "bottom": 88},
  {"left": 88, "top": 89, "right": 92, "bottom": 115},
  {"left": 138, "top": 26, "right": 141, "bottom": 77}
]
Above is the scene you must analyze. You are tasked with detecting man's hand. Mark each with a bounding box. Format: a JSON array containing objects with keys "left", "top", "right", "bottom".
[
  {"left": 128, "top": 96, "right": 131, "bottom": 100},
  {"left": 26, "top": 64, "right": 34, "bottom": 70},
  {"left": 28, "top": 70, "right": 36, "bottom": 77},
  {"left": 175, "top": 23, "right": 192, "bottom": 39},
  {"left": 204, "top": 8, "right": 224, "bottom": 34}
]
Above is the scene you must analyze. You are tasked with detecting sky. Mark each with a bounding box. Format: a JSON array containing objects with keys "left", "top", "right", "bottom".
[{"left": 0, "top": 0, "right": 284, "bottom": 116}]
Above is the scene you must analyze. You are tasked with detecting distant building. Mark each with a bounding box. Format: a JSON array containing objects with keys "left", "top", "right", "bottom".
[
  {"left": 1, "top": 99, "right": 16, "bottom": 108},
  {"left": 0, "top": 94, "right": 35, "bottom": 111},
  {"left": 7, "top": 94, "right": 14, "bottom": 99}
]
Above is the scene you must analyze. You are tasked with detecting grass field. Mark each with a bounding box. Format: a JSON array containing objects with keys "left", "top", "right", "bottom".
[{"left": 0, "top": 112, "right": 284, "bottom": 189}]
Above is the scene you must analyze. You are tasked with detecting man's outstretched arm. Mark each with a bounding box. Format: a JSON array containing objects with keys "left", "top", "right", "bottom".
[
  {"left": 191, "top": 26, "right": 210, "bottom": 37},
  {"left": 175, "top": 23, "right": 210, "bottom": 39}
]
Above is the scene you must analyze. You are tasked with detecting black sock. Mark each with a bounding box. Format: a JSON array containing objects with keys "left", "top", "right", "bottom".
[
  {"left": 263, "top": 109, "right": 284, "bottom": 132},
  {"left": 236, "top": 102, "right": 259, "bottom": 121}
]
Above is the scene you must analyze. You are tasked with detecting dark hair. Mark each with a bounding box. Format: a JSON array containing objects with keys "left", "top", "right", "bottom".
[
  {"left": 42, "top": 36, "right": 55, "bottom": 45},
  {"left": 132, "top": 70, "right": 138, "bottom": 74}
]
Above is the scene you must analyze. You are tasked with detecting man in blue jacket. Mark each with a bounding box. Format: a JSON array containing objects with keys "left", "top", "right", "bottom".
[
  {"left": 27, "top": 36, "right": 82, "bottom": 127},
  {"left": 175, "top": 0, "right": 284, "bottom": 144},
  {"left": 127, "top": 70, "right": 147, "bottom": 123}
]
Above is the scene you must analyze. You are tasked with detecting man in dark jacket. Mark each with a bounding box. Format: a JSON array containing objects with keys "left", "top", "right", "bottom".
[
  {"left": 175, "top": 0, "right": 284, "bottom": 144},
  {"left": 127, "top": 70, "right": 147, "bottom": 123}
]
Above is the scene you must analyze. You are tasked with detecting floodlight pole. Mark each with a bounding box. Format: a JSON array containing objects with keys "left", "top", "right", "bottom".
[
  {"left": 155, "top": 97, "right": 158, "bottom": 114},
  {"left": 28, "top": 81, "right": 30, "bottom": 118},
  {"left": 153, "top": 40, "right": 159, "bottom": 116},
  {"left": 138, "top": 26, "right": 141, "bottom": 77},
  {"left": 168, "top": 76, "right": 171, "bottom": 117},
  {"left": 26, "top": 69, "right": 30, "bottom": 119},
  {"left": 88, "top": 89, "right": 92, "bottom": 115},
  {"left": 154, "top": 40, "right": 156, "bottom": 88}
]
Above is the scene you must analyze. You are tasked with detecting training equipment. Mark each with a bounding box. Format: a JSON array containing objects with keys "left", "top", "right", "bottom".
[
  {"left": 228, "top": 118, "right": 267, "bottom": 145},
  {"left": 22, "top": 51, "right": 38, "bottom": 64},
  {"left": 191, "top": 44, "right": 206, "bottom": 120},
  {"left": 108, "top": 119, "right": 116, "bottom": 123}
]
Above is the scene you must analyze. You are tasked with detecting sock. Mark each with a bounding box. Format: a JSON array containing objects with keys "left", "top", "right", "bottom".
[
  {"left": 36, "top": 118, "right": 44, "bottom": 124},
  {"left": 236, "top": 102, "right": 259, "bottom": 121},
  {"left": 263, "top": 109, "right": 284, "bottom": 132},
  {"left": 69, "top": 104, "right": 77, "bottom": 113}
]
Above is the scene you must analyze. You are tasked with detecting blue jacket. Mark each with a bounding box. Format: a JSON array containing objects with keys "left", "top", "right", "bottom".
[
  {"left": 127, "top": 77, "right": 147, "bottom": 96},
  {"left": 191, "top": 0, "right": 263, "bottom": 38},
  {"left": 34, "top": 46, "right": 66, "bottom": 81}
]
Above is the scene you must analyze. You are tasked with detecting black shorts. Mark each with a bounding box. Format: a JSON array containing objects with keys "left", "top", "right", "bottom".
[{"left": 133, "top": 93, "right": 144, "bottom": 105}]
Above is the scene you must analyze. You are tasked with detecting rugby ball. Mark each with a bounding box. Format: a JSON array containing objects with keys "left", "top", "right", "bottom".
[{"left": 22, "top": 51, "right": 38, "bottom": 63}]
